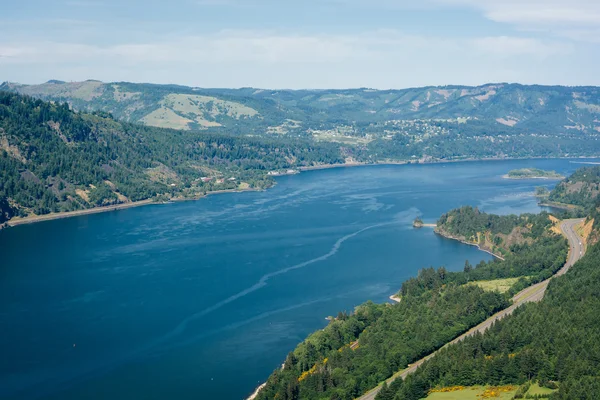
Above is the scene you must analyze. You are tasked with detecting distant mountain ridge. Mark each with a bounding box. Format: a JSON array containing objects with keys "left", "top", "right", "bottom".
[{"left": 2, "top": 80, "right": 600, "bottom": 136}]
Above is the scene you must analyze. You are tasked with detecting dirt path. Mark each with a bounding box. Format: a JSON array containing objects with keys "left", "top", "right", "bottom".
[{"left": 357, "top": 218, "right": 585, "bottom": 400}]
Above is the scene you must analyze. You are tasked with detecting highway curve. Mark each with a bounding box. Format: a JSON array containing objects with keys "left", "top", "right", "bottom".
[{"left": 357, "top": 218, "right": 586, "bottom": 400}]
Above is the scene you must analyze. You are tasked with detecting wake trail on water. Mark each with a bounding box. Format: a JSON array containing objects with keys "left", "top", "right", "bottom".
[{"left": 159, "top": 220, "right": 397, "bottom": 343}]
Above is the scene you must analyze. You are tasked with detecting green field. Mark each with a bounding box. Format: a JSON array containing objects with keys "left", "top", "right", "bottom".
[
  {"left": 426, "top": 386, "right": 517, "bottom": 399},
  {"left": 467, "top": 277, "right": 523, "bottom": 293},
  {"left": 526, "top": 382, "right": 557, "bottom": 396}
]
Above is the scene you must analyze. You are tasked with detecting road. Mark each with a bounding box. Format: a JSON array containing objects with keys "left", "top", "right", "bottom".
[{"left": 357, "top": 218, "right": 585, "bottom": 400}]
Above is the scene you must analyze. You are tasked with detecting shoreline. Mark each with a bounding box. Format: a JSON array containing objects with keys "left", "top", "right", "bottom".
[
  {"left": 2, "top": 155, "right": 596, "bottom": 229},
  {"left": 5, "top": 187, "right": 264, "bottom": 228},
  {"left": 6, "top": 199, "right": 156, "bottom": 227},
  {"left": 414, "top": 223, "right": 437, "bottom": 228},
  {"left": 434, "top": 230, "right": 505, "bottom": 261},
  {"left": 247, "top": 383, "right": 267, "bottom": 400},
  {"left": 248, "top": 226, "right": 507, "bottom": 400},
  {"left": 297, "top": 155, "right": 600, "bottom": 174},
  {"left": 502, "top": 174, "right": 564, "bottom": 180},
  {"left": 389, "top": 295, "right": 402, "bottom": 303},
  {"left": 538, "top": 201, "right": 580, "bottom": 211}
]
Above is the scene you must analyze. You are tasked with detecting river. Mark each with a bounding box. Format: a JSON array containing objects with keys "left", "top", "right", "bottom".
[{"left": 0, "top": 159, "right": 587, "bottom": 399}]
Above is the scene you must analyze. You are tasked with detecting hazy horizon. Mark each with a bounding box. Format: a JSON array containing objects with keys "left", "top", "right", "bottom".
[
  {"left": 7, "top": 79, "right": 600, "bottom": 91},
  {"left": 2, "top": 0, "right": 600, "bottom": 89}
]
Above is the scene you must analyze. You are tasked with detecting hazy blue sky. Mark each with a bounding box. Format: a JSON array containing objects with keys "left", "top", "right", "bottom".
[{"left": 1, "top": 0, "right": 599, "bottom": 88}]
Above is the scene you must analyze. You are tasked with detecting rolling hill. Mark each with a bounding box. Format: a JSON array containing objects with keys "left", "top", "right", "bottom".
[{"left": 3, "top": 81, "right": 600, "bottom": 137}]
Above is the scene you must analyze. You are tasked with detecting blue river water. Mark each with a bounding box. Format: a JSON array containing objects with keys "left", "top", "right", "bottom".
[{"left": 0, "top": 159, "right": 589, "bottom": 399}]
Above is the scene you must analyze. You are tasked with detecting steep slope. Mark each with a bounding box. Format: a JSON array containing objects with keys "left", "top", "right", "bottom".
[
  {"left": 0, "top": 81, "right": 278, "bottom": 131},
  {"left": 0, "top": 91, "right": 344, "bottom": 222},
  {"left": 379, "top": 230, "right": 600, "bottom": 400},
  {"left": 548, "top": 166, "right": 600, "bottom": 209},
  {"left": 254, "top": 210, "right": 567, "bottom": 400},
  {"left": 4, "top": 81, "right": 600, "bottom": 136}
]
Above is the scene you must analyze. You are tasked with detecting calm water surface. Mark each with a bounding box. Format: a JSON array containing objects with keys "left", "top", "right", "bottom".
[{"left": 0, "top": 159, "right": 587, "bottom": 399}]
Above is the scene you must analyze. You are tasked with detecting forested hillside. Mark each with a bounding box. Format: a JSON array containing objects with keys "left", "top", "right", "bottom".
[
  {"left": 2, "top": 88, "right": 600, "bottom": 225},
  {"left": 0, "top": 92, "right": 344, "bottom": 221},
  {"left": 5, "top": 81, "right": 600, "bottom": 134},
  {"left": 255, "top": 209, "right": 567, "bottom": 400},
  {"left": 377, "top": 236, "right": 600, "bottom": 400},
  {"left": 257, "top": 283, "right": 508, "bottom": 400},
  {"left": 435, "top": 206, "right": 556, "bottom": 258},
  {"left": 548, "top": 166, "right": 600, "bottom": 209},
  {"left": 3, "top": 81, "right": 600, "bottom": 164}
]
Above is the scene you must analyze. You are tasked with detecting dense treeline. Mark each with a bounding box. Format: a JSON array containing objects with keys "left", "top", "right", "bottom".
[
  {"left": 365, "top": 131, "right": 600, "bottom": 163},
  {"left": 377, "top": 239, "right": 600, "bottom": 400},
  {"left": 257, "top": 285, "right": 508, "bottom": 400},
  {"left": 0, "top": 91, "right": 345, "bottom": 219}
]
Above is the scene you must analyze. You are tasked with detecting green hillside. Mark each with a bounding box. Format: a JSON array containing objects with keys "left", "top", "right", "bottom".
[
  {"left": 1, "top": 88, "right": 600, "bottom": 225},
  {"left": 380, "top": 235, "right": 600, "bottom": 400},
  {"left": 549, "top": 166, "right": 600, "bottom": 209},
  {"left": 0, "top": 91, "right": 343, "bottom": 221},
  {"left": 255, "top": 210, "right": 566, "bottom": 400},
  {"left": 3, "top": 81, "right": 600, "bottom": 167},
  {"left": 3, "top": 81, "right": 600, "bottom": 138}
]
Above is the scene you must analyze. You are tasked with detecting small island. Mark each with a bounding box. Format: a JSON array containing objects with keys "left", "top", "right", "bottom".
[
  {"left": 503, "top": 168, "right": 564, "bottom": 180},
  {"left": 413, "top": 217, "right": 436, "bottom": 228}
]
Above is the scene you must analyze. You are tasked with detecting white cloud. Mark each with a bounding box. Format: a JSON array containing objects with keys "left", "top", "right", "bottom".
[
  {"left": 434, "top": 0, "right": 600, "bottom": 35},
  {"left": 0, "top": 29, "right": 583, "bottom": 88},
  {"left": 337, "top": 0, "right": 600, "bottom": 40}
]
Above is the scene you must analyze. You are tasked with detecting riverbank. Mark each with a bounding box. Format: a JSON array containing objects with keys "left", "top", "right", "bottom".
[
  {"left": 5, "top": 187, "right": 264, "bottom": 228},
  {"left": 538, "top": 201, "right": 580, "bottom": 211},
  {"left": 3, "top": 155, "right": 593, "bottom": 228},
  {"left": 434, "top": 229, "right": 505, "bottom": 261},
  {"left": 6, "top": 199, "right": 156, "bottom": 227},
  {"left": 247, "top": 383, "right": 267, "bottom": 400},
  {"left": 298, "top": 155, "right": 600, "bottom": 174},
  {"left": 502, "top": 174, "right": 564, "bottom": 180},
  {"left": 389, "top": 295, "right": 402, "bottom": 303},
  {"left": 414, "top": 223, "right": 437, "bottom": 228}
]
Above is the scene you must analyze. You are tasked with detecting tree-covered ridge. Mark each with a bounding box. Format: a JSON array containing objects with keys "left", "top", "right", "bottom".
[
  {"left": 5, "top": 81, "right": 600, "bottom": 133},
  {"left": 377, "top": 237, "right": 600, "bottom": 400},
  {"left": 0, "top": 91, "right": 345, "bottom": 220},
  {"left": 3, "top": 81, "right": 600, "bottom": 164},
  {"left": 435, "top": 207, "right": 554, "bottom": 257},
  {"left": 257, "top": 284, "right": 508, "bottom": 400},
  {"left": 255, "top": 210, "right": 567, "bottom": 400},
  {"left": 548, "top": 166, "right": 600, "bottom": 209},
  {"left": 400, "top": 234, "right": 566, "bottom": 300}
]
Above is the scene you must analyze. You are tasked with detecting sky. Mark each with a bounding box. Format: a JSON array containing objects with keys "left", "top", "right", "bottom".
[{"left": 1, "top": 0, "right": 600, "bottom": 89}]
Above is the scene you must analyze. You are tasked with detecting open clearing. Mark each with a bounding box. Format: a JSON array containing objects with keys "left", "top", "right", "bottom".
[
  {"left": 140, "top": 107, "right": 196, "bottom": 130},
  {"left": 140, "top": 94, "right": 259, "bottom": 130},
  {"left": 467, "top": 277, "right": 523, "bottom": 293},
  {"left": 526, "top": 383, "right": 557, "bottom": 397},
  {"left": 164, "top": 93, "right": 258, "bottom": 119},
  {"left": 426, "top": 385, "right": 517, "bottom": 399}
]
